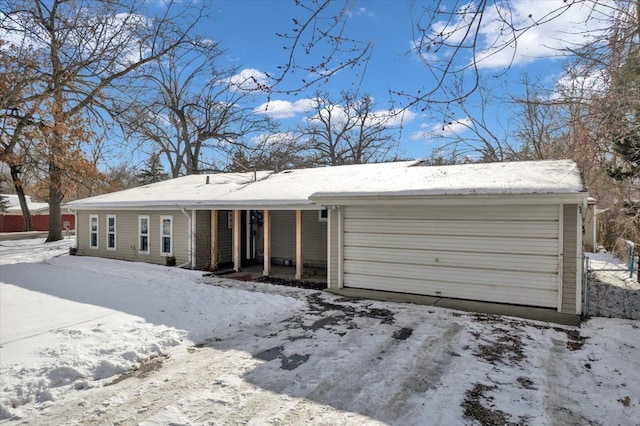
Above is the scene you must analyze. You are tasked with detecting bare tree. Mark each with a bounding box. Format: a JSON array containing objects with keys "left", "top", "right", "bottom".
[
  {"left": 227, "top": 132, "right": 312, "bottom": 173},
  {"left": 0, "top": 39, "right": 39, "bottom": 230},
  {"left": 561, "top": 0, "right": 639, "bottom": 251},
  {"left": 271, "top": 0, "right": 600, "bottom": 108},
  {"left": 418, "top": 82, "right": 518, "bottom": 163},
  {"left": 119, "top": 42, "right": 271, "bottom": 177},
  {"left": 507, "top": 0, "right": 639, "bottom": 251},
  {"left": 268, "top": 0, "right": 373, "bottom": 97},
  {"left": 511, "top": 77, "right": 568, "bottom": 161},
  {"left": 0, "top": 0, "right": 209, "bottom": 241},
  {"left": 299, "top": 91, "right": 400, "bottom": 166}
]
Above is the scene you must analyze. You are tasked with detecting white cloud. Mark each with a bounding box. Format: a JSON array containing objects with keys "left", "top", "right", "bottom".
[
  {"left": 411, "top": 117, "right": 472, "bottom": 140},
  {"left": 416, "top": 0, "right": 612, "bottom": 69},
  {"left": 227, "top": 68, "right": 271, "bottom": 91},
  {"left": 367, "top": 108, "right": 417, "bottom": 127},
  {"left": 429, "top": 1, "right": 478, "bottom": 45},
  {"left": 352, "top": 7, "right": 376, "bottom": 18},
  {"left": 254, "top": 99, "right": 316, "bottom": 119},
  {"left": 251, "top": 132, "right": 297, "bottom": 145},
  {"left": 555, "top": 67, "right": 608, "bottom": 100},
  {"left": 256, "top": 97, "right": 418, "bottom": 129},
  {"left": 475, "top": 0, "right": 612, "bottom": 69}
]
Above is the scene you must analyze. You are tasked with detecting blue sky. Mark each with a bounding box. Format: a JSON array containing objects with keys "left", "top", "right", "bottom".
[{"left": 197, "top": 0, "right": 609, "bottom": 161}]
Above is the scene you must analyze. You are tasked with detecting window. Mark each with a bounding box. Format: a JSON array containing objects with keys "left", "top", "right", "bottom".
[
  {"left": 89, "top": 215, "right": 99, "bottom": 249},
  {"left": 138, "top": 215, "right": 150, "bottom": 254},
  {"left": 106, "top": 215, "right": 116, "bottom": 251},
  {"left": 319, "top": 209, "right": 328, "bottom": 222},
  {"left": 160, "top": 216, "right": 173, "bottom": 256}
]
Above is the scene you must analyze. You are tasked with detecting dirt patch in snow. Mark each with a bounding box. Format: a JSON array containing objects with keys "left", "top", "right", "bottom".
[
  {"left": 107, "top": 355, "right": 167, "bottom": 386},
  {"left": 232, "top": 274, "right": 326, "bottom": 290},
  {"left": 255, "top": 345, "right": 311, "bottom": 371},
  {"left": 462, "top": 383, "right": 526, "bottom": 426},
  {"left": 392, "top": 327, "right": 413, "bottom": 340},
  {"left": 471, "top": 313, "right": 587, "bottom": 352}
]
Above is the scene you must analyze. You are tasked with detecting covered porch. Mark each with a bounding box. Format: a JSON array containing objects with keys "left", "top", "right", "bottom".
[{"left": 204, "top": 208, "right": 328, "bottom": 282}]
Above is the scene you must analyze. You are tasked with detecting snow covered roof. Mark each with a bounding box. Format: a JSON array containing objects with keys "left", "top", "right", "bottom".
[
  {"left": 310, "top": 159, "right": 585, "bottom": 200},
  {"left": 65, "top": 160, "right": 586, "bottom": 210},
  {"left": 215, "top": 160, "right": 419, "bottom": 206},
  {"left": 65, "top": 172, "right": 272, "bottom": 209},
  {"left": 1, "top": 194, "right": 49, "bottom": 214}
]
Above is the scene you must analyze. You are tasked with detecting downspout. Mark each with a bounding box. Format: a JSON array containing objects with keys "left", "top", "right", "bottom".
[
  {"left": 178, "top": 208, "right": 192, "bottom": 268},
  {"left": 337, "top": 207, "right": 344, "bottom": 289},
  {"left": 69, "top": 208, "right": 77, "bottom": 247},
  {"left": 191, "top": 209, "right": 197, "bottom": 269},
  {"left": 578, "top": 199, "right": 587, "bottom": 315}
]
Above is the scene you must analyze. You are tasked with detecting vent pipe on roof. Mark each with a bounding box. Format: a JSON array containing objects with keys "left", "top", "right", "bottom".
[{"left": 206, "top": 176, "right": 210, "bottom": 184}]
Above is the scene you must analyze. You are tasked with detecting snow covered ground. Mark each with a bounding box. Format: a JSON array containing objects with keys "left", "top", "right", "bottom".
[{"left": 0, "top": 238, "right": 638, "bottom": 425}]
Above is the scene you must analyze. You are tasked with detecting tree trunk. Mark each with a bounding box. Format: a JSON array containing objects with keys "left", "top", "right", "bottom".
[
  {"left": 45, "top": 155, "right": 63, "bottom": 242},
  {"left": 10, "top": 165, "right": 33, "bottom": 232}
]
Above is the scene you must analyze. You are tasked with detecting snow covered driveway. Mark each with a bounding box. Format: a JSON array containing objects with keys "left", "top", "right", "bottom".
[{"left": 1, "top": 238, "right": 639, "bottom": 425}]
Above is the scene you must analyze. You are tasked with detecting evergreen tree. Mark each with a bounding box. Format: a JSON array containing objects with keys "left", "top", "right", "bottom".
[
  {"left": 610, "top": 134, "right": 640, "bottom": 180},
  {"left": 136, "top": 153, "right": 169, "bottom": 186},
  {"left": 609, "top": 49, "right": 640, "bottom": 181},
  {"left": 0, "top": 190, "right": 8, "bottom": 213}
]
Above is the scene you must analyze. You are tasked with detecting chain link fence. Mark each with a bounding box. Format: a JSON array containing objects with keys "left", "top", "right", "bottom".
[{"left": 582, "top": 252, "right": 640, "bottom": 320}]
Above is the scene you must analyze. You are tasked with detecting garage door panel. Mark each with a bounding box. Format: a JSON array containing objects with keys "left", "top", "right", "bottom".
[
  {"left": 344, "top": 246, "right": 558, "bottom": 274},
  {"left": 344, "top": 273, "right": 558, "bottom": 308},
  {"left": 344, "top": 205, "right": 559, "bottom": 221},
  {"left": 342, "top": 205, "right": 561, "bottom": 308},
  {"left": 344, "top": 260, "right": 558, "bottom": 290},
  {"left": 345, "top": 219, "right": 558, "bottom": 239},
  {"left": 345, "top": 233, "right": 558, "bottom": 256}
]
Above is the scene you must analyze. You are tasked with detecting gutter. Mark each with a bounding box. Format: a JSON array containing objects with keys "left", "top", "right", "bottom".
[{"left": 178, "top": 208, "right": 192, "bottom": 268}]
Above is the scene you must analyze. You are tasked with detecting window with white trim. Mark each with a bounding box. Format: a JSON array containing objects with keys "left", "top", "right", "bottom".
[
  {"left": 106, "top": 215, "right": 116, "bottom": 250},
  {"left": 89, "top": 215, "right": 99, "bottom": 249},
  {"left": 160, "top": 215, "right": 173, "bottom": 256},
  {"left": 138, "top": 215, "right": 150, "bottom": 254},
  {"left": 319, "top": 209, "right": 328, "bottom": 222}
]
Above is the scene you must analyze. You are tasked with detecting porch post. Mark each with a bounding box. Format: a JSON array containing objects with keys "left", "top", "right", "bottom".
[
  {"left": 210, "top": 210, "right": 218, "bottom": 270},
  {"left": 295, "top": 209, "right": 303, "bottom": 280},
  {"left": 263, "top": 209, "right": 271, "bottom": 276},
  {"left": 233, "top": 209, "right": 241, "bottom": 272}
]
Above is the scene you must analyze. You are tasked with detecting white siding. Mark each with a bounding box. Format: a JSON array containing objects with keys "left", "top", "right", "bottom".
[
  {"left": 342, "top": 204, "right": 560, "bottom": 308},
  {"left": 195, "top": 210, "right": 211, "bottom": 269},
  {"left": 562, "top": 204, "right": 579, "bottom": 313},
  {"left": 269, "top": 210, "right": 327, "bottom": 267},
  {"left": 76, "top": 210, "right": 189, "bottom": 266}
]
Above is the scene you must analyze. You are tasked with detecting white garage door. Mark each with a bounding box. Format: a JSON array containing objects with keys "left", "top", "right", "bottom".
[{"left": 343, "top": 204, "right": 560, "bottom": 308}]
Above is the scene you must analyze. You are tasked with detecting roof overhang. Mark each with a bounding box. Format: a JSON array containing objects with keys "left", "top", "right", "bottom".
[
  {"left": 64, "top": 200, "right": 323, "bottom": 211},
  {"left": 310, "top": 191, "right": 589, "bottom": 207}
]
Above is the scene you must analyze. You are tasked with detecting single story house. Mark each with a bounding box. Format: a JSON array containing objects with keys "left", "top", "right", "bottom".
[
  {"left": 65, "top": 159, "right": 588, "bottom": 316},
  {"left": 1, "top": 194, "right": 75, "bottom": 232}
]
